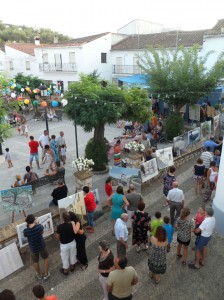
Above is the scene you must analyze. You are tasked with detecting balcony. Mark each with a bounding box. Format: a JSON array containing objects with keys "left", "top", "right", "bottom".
[
  {"left": 112, "top": 65, "right": 145, "bottom": 75},
  {"left": 39, "top": 63, "right": 77, "bottom": 72}
]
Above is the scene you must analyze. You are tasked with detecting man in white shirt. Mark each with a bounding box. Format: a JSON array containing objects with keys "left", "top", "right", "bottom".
[
  {"left": 167, "top": 181, "right": 184, "bottom": 226},
  {"left": 57, "top": 131, "right": 66, "bottom": 150},
  {"left": 114, "top": 213, "right": 129, "bottom": 256},
  {"left": 39, "top": 130, "right": 50, "bottom": 162},
  {"left": 189, "top": 207, "right": 215, "bottom": 270}
]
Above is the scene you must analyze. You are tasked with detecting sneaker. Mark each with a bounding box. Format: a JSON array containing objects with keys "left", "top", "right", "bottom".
[
  {"left": 43, "top": 272, "right": 50, "bottom": 280},
  {"left": 36, "top": 272, "right": 42, "bottom": 280}
]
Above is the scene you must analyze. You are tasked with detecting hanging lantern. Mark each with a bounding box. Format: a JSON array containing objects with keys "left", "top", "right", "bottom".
[
  {"left": 52, "top": 100, "right": 58, "bottom": 107},
  {"left": 11, "top": 92, "right": 16, "bottom": 98},
  {"left": 33, "top": 89, "right": 37, "bottom": 93},
  {"left": 33, "top": 100, "right": 38, "bottom": 106},
  {"left": 11, "top": 86, "right": 15, "bottom": 90},
  {"left": 61, "top": 93, "right": 64, "bottom": 97},
  {"left": 41, "top": 101, "right": 47, "bottom": 108},
  {"left": 62, "top": 99, "right": 68, "bottom": 107},
  {"left": 17, "top": 84, "right": 21, "bottom": 89},
  {"left": 21, "top": 88, "right": 25, "bottom": 92},
  {"left": 24, "top": 99, "right": 30, "bottom": 105},
  {"left": 17, "top": 96, "right": 23, "bottom": 101},
  {"left": 13, "top": 83, "right": 17, "bottom": 87}
]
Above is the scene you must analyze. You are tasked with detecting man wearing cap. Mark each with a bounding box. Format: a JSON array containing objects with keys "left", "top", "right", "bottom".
[
  {"left": 107, "top": 256, "right": 138, "bottom": 300},
  {"left": 49, "top": 178, "right": 68, "bottom": 206},
  {"left": 114, "top": 213, "right": 129, "bottom": 256}
]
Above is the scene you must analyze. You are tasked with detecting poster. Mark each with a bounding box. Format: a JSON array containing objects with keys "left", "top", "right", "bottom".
[
  {"left": 0, "top": 185, "right": 33, "bottom": 212},
  {"left": 0, "top": 242, "right": 23, "bottom": 280},
  {"left": 173, "top": 136, "right": 186, "bottom": 156},
  {"left": 187, "top": 127, "right": 201, "bottom": 145},
  {"left": 156, "top": 147, "right": 174, "bottom": 169},
  {"left": 16, "top": 213, "right": 54, "bottom": 248},
  {"left": 58, "top": 192, "right": 87, "bottom": 224},
  {"left": 140, "top": 158, "right": 159, "bottom": 183},
  {"left": 189, "top": 105, "right": 200, "bottom": 121},
  {"left": 201, "top": 121, "right": 212, "bottom": 140},
  {"left": 213, "top": 114, "right": 220, "bottom": 138},
  {"left": 109, "top": 166, "right": 142, "bottom": 193}
]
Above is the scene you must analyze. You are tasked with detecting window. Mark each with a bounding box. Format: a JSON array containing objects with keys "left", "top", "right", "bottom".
[
  {"left": 9, "top": 61, "right": 13, "bottom": 70},
  {"left": 26, "top": 61, "right": 31, "bottom": 70},
  {"left": 42, "top": 53, "right": 48, "bottom": 64},
  {"left": 69, "top": 52, "right": 76, "bottom": 63},
  {"left": 101, "top": 53, "right": 107, "bottom": 63}
]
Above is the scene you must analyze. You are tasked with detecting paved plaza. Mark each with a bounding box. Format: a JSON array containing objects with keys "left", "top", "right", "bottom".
[{"left": 0, "top": 116, "right": 224, "bottom": 300}]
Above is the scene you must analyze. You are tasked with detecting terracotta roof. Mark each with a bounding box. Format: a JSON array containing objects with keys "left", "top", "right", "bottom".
[
  {"left": 63, "top": 32, "right": 110, "bottom": 46},
  {"left": 5, "top": 43, "right": 51, "bottom": 56},
  {"left": 112, "top": 30, "right": 207, "bottom": 50},
  {"left": 205, "top": 19, "right": 224, "bottom": 35}
]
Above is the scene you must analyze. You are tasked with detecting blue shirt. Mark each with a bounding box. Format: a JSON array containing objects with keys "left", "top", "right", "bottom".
[
  {"left": 203, "top": 140, "right": 218, "bottom": 153},
  {"left": 213, "top": 155, "right": 220, "bottom": 167},
  {"left": 163, "top": 223, "right": 174, "bottom": 244},
  {"left": 24, "top": 224, "right": 45, "bottom": 253}
]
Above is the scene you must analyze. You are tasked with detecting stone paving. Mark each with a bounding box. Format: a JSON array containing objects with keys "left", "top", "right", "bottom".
[{"left": 0, "top": 116, "right": 224, "bottom": 300}]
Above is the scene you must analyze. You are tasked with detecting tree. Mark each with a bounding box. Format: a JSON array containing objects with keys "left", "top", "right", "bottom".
[
  {"left": 65, "top": 74, "right": 150, "bottom": 170},
  {"left": 138, "top": 45, "right": 224, "bottom": 112}
]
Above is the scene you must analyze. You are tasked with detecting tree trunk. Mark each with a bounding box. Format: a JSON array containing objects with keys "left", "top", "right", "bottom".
[
  {"left": 93, "top": 123, "right": 105, "bottom": 142},
  {"left": 173, "top": 103, "right": 183, "bottom": 113}
]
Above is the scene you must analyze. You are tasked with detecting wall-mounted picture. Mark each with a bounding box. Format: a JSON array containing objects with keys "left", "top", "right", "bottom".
[
  {"left": 109, "top": 166, "right": 142, "bottom": 193},
  {"left": 173, "top": 136, "right": 186, "bottom": 156},
  {"left": 201, "top": 121, "right": 212, "bottom": 140},
  {"left": 58, "top": 192, "right": 87, "bottom": 225},
  {"left": 213, "top": 114, "right": 220, "bottom": 138},
  {"left": 187, "top": 127, "right": 201, "bottom": 145},
  {"left": 0, "top": 185, "right": 33, "bottom": 213},
  {"left": 140, "top": 158, "right": 159, "bottom": 183},
  {"left": 156, "top": 147, "right": 174, "bottom": 170},
  {"left": 189, "top": 105, "right": 200, "bottom": 121},
  {"left": 16, "top": 213, "right": 54, "bottom": 248}
]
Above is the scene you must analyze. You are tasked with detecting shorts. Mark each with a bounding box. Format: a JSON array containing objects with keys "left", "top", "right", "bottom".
[
  {"left": 193, "top": 175, "right": 204, "bottom": 183},
  {"left": 41, "top": 148, "right": 46, "bottom": 158},
  {"left": 30, "top": 153, "right": 39, "bottom": 161},
  {"left": 177, "top": 238, "right": 190, "bottom": 246},
  {"left": 31, "top": 247, "right": 49, "bottom": 263},
  {"left": 195, "top": 236, "right": 211, "bottom": 250}
]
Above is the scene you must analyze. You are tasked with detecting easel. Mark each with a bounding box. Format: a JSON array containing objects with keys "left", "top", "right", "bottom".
[{"left": 11, "top": 210, "right": 26, "bottom": 223}]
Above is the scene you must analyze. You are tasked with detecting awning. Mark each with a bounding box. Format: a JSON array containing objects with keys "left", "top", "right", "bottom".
[{"left": 118, "top": 74, "right": 150, "bottom": 88}]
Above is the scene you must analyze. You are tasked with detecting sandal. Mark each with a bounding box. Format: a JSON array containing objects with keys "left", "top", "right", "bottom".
[
  {"left": 188, "top": 263, "right": 200, "bottom": 270},
  {"left": 154, "top": 279, "right": 161, "bottom": 285},
  {"left": 60, "top": 268, "right": 69, "bottom": 275},
  {"left": 81, "top": 264, "right": 88, "bottom": 271},
  {"left": 182, "top": 261, "right": 186, "bottom": 266},
  {"left": 199, "top": 260, "right": 205, "bottom": 266},
  {"left": 177, "top": 254, "right": 182, "bottom": 258}
]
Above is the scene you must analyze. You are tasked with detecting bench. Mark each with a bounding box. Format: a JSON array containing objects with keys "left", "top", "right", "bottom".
[{"left": 23, "top": 173, "right": 64, "bottom": 189}]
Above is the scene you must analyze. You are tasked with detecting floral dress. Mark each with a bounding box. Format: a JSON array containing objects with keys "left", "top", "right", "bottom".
[
  {"left": 50, "top": 139, "right": 59, "bottom": 162},
  {"left": 148, "top": 243, "right": 166, "bottom": 274},
  {"left": 132, "top": 211, "right": 150, "bottom": 245}
]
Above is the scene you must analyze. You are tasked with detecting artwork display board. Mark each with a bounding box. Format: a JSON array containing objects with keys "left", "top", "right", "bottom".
[
  {"left": 201, "top": 121, "right": 212, "bottom": 141},
  {"left": 0, "top": 242, "right": 23, "bottom": 280},
  {"left": 0, "top": 185, "right": 33, "bottom": 212},
  {"left": 156, "top": 147, "right": 174, "bottom": 170},
  {"left": 109, "top": 166, "right": 142, "bottom": 193},
  {"left": 173, "top": 136, "right": 186, "bottom": 156},
  {"left": 140, "top": 158, "right": 159, "bottom": 183},
  {"left": 187, "top": 127, "right": 201, "bottom": 145},
  {"left": 189, "top": 105, "right": 200, "bottom": 121},
  {"left": 16, "top": 213, "right": 54, "bottom": 248}
]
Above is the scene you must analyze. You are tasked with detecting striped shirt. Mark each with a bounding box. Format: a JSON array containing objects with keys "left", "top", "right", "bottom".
[
  {"left": 24, "top": 224, "right": 45, "bottom": 253},
  {"left": 200, "top": 151, "right": 213, "bottom": 168}
]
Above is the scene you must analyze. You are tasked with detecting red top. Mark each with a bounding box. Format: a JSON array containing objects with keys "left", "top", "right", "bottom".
[
  {"left": 29, "top": 140, "right": 39, "bottom": 154},
  {"left": 195, "top": 211, "right": 206, "bottom": 226},
  {"left": 46, "top": 296, "right": 57, "bottom": 300},
  {"left": 84, "top": 192, "right": 96, "bottom": 212},
  {"left": 105, "top": 183, "right": 112, "bottom": 197}
]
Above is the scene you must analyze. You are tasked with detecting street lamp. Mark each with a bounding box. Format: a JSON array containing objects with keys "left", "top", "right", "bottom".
[{"left": 41, "top": 101, "right": 49, "bottom": 132}]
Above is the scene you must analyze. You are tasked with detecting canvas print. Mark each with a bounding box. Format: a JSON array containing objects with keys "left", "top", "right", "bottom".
[
  {"left": 140, "top": 158, "right": 159, "bottom": 183},
  {"left": 189, "top": 105, "right": 200, "bottom": 121},
  {"left": 16, "top": 213, "right": 54, "bottom": 248},
  {"left": 109, "top": 166, "right": 142, "bottom": 193},
  {"left": 58, "top": 192, "right": 87, "bottom": 225},
  {"left": 213, "top": 114, "right": 220, "bottom": 138},
  {"left": 173, "top": 136, "right": 186, "bottom": 156},
  {"left": 201, "top": 120, "right": 212, "bottom": 141},
  {"left": 0, "top": 185, "right": 33, "bottom": 213},
  {"left": 187, "top": 127, "right": 201, "bottom": 145},
  {"left": 156, "top": 147, "right": 174, "bottom": 170}
]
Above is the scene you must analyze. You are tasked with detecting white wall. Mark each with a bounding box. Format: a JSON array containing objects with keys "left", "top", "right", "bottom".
[{"left": 0, "top": 50, "right": 5, "bottom": 71}]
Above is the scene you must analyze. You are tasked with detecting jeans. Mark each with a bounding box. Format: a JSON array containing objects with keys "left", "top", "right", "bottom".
[
  {"left": 170, "top": 202, "right": 182, "bottom": 226},
  {"left": 60, "top": 240, "right": 77, "bottom": 269},
  {"left": 87, "top": 211, "right": 94, "bottom": 227}
]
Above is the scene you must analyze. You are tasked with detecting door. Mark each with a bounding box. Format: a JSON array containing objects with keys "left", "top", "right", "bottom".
[
  {"left": 116, "top": 57, "right": 123, "bottom": 73},
  {"left": 54, "top": 53, "right": 62, "bottom": 71}
]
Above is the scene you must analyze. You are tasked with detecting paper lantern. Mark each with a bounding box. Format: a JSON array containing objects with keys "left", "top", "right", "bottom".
[
  {"left": 11, "top": 92, "right": 16, "bottom": 98},
  {"left": 11, "top": 86, "right": 15, "bottom": 89},
  {"left": 61, "top": 93, "right": 64, "bottom": 97},
  {"left": 21, "top": 88, "right": 25, "bottom": 92},
  {"left": 13, "top": 83, "right": 17, "bottom": 87},
  {"left": 33, "top": 89, "right": 37, "bottom": 93},
  {"left": 24, "top": 99, "right": 29, "bottom": 105},
  {"left": 17, "top": 96, "right": 23, "bottom": 101},
  {"left": 25, "top": 87, "right": 30, "bottom": 91},
  {"left": 62, "top": 99, "right": 68, "bottom": 107},
  {"left": 41, "top": 101, "right": 47, "bottom": 108},
  {"left": 17, "top": 84, "right": 21, "bottom": 89},
  {"left": 52, "top": 100, "right": 58, "bottom": 107},
  {"left": 47, "top": 92, "right": 50, "bottom": 96},
  {"left": 47, "top": 88, "right": 50, "bottom": 91},
  {"left": 53, "top": 85, "right": 57, "bottom": 89},
  {"left": 33, "top": 100, "right": 38, "bottom": 106}
]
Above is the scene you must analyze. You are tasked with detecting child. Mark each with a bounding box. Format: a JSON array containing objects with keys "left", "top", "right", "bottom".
[
  {"left": 213, "top": 149, "right": 220, "bottom": 168},
  {"left": 150, "top": 211, "right": 163, "bottom": 237},
  {"left": 24, "top": 123, "right": 29, "bottom": 138},
  {"left": 60, "top": 144, "right": 66, "bottom": 165},
  {"left": 32, "top": 284, "right": 57, "bottom": 300},
  {"left": 162, "top": 216, "right": 174, "bottom": 252},
  {"left": 17, "top": 125, "right": 21, "bottom": 134},
  {"left": 5, "top": 148, "right": 13, "bottom": 168}
]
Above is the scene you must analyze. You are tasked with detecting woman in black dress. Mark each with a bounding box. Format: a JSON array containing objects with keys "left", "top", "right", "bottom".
[
  {"left": 69, "top": 211, "right": 88, "bottom": 270},
  {"left": 132, "top": 202, "right": 151, "bottom": 252}
]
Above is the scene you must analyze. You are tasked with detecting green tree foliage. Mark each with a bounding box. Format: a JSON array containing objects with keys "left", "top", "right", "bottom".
[
  {"left": 64, "top": 74, "right": 150, "bottom": 170},
  {"left": 165, "top": 113, "right": 184, "bottom": 140},
  {"left": 0, "top": 21, "right": 71, "bottom": 43},
  {"left": 139, "top": 45, "right": 224, "bottom": 112}
]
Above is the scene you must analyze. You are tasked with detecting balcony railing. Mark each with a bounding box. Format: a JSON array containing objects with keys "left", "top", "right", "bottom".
[
  {"left": 112, "top": 65, "right": 145, "bottom": 75},
  {"left": 39, "top": 63, "right": 77, "bottom": 72}
]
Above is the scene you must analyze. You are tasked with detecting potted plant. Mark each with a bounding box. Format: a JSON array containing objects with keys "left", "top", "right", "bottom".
[
  {"left": 124, "top": 141, "right": 145, "bottom": 153},
  {"left": 72, "top": 157, "right": 94, "bottom": 173}
]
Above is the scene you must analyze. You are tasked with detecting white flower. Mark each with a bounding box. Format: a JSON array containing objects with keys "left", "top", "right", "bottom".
[
  {"left": 72, "top": 157, "right": 94, "bottom": 171},
  {"left": 124, "top": 141, "right": 144, "bottom": 151}
]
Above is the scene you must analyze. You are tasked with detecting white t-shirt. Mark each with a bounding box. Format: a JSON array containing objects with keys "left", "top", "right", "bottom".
[
  {"left": 199, "top": 216, "right": 215, "bottom": 237},
  {"left": 167, "top": 188, "right": 184, "bottom": 203},
  {"left": 39, "top": 134, "right": 49, "bottom": 147}
]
